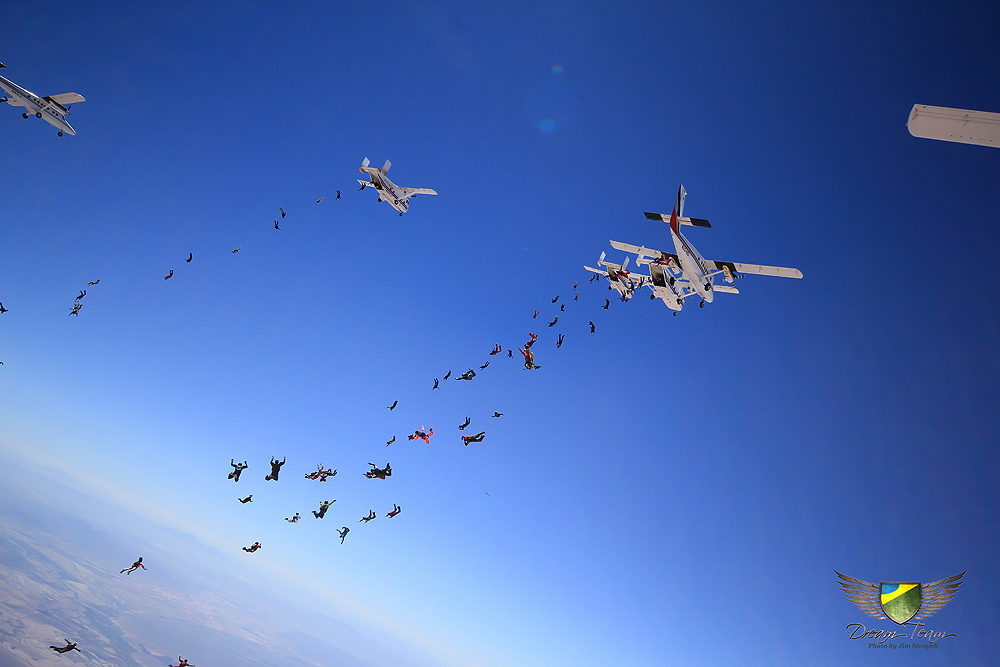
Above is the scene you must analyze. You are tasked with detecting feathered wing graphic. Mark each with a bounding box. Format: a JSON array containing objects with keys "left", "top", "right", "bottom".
[
  {"left": 836, "top": 570, "right": 966, "bottom": 623},
  {"left": 913, "top": 571, "right": 965, "bottom": 621},
  {"left": 835, "top": 571, "right": 886, "bottom": 620}
]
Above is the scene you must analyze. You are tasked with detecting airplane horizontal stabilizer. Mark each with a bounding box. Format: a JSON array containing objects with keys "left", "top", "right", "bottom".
[
  {"left": 643, "top": 212, "right": 711, "bottom": 228},
  {"left": 712, "top": 284, "right": 740, "bottom": 294}
]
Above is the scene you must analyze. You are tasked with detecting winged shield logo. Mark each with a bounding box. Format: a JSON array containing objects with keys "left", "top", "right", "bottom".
[{"left": 835, "top": 571, "right": 965, "bottom": 625}]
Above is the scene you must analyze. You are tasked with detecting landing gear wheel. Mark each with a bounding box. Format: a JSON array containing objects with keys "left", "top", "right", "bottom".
[
  {"left": 700, "top": 300, "right": 705, "bottom": 308},
  {"left": 57, "top": 131, "right": 63, "bottom": 137},
  {"left": 399, "top": 212, "right": 403, "bottom": 216},
  {"left": 22, "top": 112, "right": 28, "bottom": 118},
  {"left": 673, "top": 311, "right": 678, "bottom": 316},
  {"left": 35, "top": 112, "right": 42, "bottom": 118},
  {"left": 377, "top": 197, "right": 382, "bottom": 202},
  {"left": 650, "top": 293, "right": 655, "bottom": 300}
]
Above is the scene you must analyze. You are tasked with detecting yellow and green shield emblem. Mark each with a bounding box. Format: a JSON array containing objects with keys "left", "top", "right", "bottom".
[{"left": 880, "top": 582, "right": 921, "bottom": 624}]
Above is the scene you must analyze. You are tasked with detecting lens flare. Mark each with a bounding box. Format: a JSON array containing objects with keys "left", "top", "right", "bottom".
[{"left": 528, "top": 77, "right": 577, "bottom": 136}]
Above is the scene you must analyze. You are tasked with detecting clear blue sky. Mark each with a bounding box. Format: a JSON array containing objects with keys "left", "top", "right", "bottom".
[{"left": 1, "top": 2, "right": 999, "bottom": 665}]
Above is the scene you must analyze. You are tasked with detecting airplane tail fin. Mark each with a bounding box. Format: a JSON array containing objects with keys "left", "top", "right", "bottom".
[
  {"left": 382, "top": 159, "right": 391, "bottom": 173},
  {"left": 675, "top": 184, "right": 687, "bottom": 219},
  {"left": 360, "top": 157, "right": 370, "bottom": 173}
]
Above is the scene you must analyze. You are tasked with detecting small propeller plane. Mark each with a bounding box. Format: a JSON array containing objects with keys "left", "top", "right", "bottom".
[
  {"left": 587, "top": 185, "right": 802, "bottom": 313},
  {"left": 0, "top": 64, "right": 84, "bottom": 136},
  {"left": 358, "top": 157, "right": 437, "bottom": 215}
]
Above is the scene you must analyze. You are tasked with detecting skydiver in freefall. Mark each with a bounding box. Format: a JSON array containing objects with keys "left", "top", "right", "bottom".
[
  {"left": 573, "top": 292, "right": 579, "bottom": 301},
  {"left": 557, "top": 334, "right": 564, "bottom": 348},
  {"left": 386, "top": 504, "right": 401, "bottom": 518},
  {"left": 186, "top": 253, "right": 192, "bottom": 263},
  {"left": 365, "top": 462, "right": 392, "bottom": 478},
  {"left": 274, "top": 220, "right": 280, "bottom": 230},
  {"left": 525, "top": 332, "right": 538, "bottom": 348},
  {"left": 69, "top": 302, "right": 82, "bottom": 316},
  {"left": 387, "top": 400, "right": 398, "bottom": 411},
  {"left": 491, "top": 344, "right": 502, "bottom": 355},
  {"left": 508, "top": 349, "right": 512, "bottom": 358},
  {"left": 313, "top": 500, "right": 335, "bottom": 519},
  {"left": 285, "top": 513, "right": 301, "bottom": 523},
  {"left": 603, "top": 298, "right": 610, "bottom": 310},
  {"left": 49, "top": 640, "right": 81, "bottom": 654},
  {"left": 265, "top": 456, "right": 286, "bottom": 481},
  {"left": 479, "top": 361, "right": 489, "bottom": 370},
  {"left": 548, "top": 316, "right": 558, "bottom": 327},
  {"left": 590, "top": 321, "right": 596, "bottom": 333},
  {"left": 462, "top": 431, "right": 486, "bottom": 445},
  {"left": 459, "top": 416, "right": 471, "bottom": 430},
  {"left": 120, "top": 557, "right": 146, "bottom": 575},
  {"left": 560, "top": 304, "right": 564, "bottom": 311},
  {"left": 552, "top": 295, "right": 559, "bottom": 303},
  {"left": 520, "top": 347, "right": 540, "bottom": 370},
  {"left": 443, "top": 370, "right": 452, "bottom": 380},
  {"left": 589, "top": 273, "right": 599, "bottom": 282},
  {"left": 574, "top": 281, "right": 578, "bottom": 289},
  {"left": 386, "top": 435, "right": 396, "bottom": 446},
  {"left": 533, "top": 310, "right": 539, "bottom": 319},
  {"left": 337, "top": 526, "right": 350, "bottom": 543},
  {"left": 232, "top": 246, "right": 241, "bottom": 253},
  {"left": 86, "top": 280, "right": 100, "bottom": 285},
  {"left": 316, "top": 196, "right": 324, "bottom": 204},
  {"left": 1, "top": 302, "right": 12, "bottom": 313},
  {"left": 229, "top": 459, "right": 248, "bottom": 482},
  {"left": 279, "top": 208, "right": 286, "bottom": 218},
  {"left": 239, "top": 495, "right": 253, "bottom": 504},
  {"left": 433, "top": 378, "right": 439, "bottom": 390},
  {"left": 164, "top": 270, "right": 174, "bottom": 280},
  {"left": 77, "top": 289, "right": 86, "bottom": 300},
  {"left": 360, "top": 510, "right": 376, "bottom": 523},
  {"left": 169, "top": 658, "right": 195, "bottom": 667},
  {"left": 492, "top": 412, "right": 503, "bottom": 418},
  {"left": 242, "top": 542, "right": 261, "bottom": 553},
  {"left": 408, "top": 427, "right": 433, "bottom": 443},
  {"left": 336, "top": 190, "right": 341, "bottom": 199}
]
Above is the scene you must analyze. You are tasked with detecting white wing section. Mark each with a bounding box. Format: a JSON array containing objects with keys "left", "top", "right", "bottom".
[
  {"left": 610, "top": 240, "right": 666, "bottom": 257},
  {"left": 705, "top": 259, "right": 803, "bottom": 279},
  {"left": 45, "top": 93, "right": 85, "bottom": 106},
  {"left": 907, "top": 104, "right": 1000, "bottom": 148},
  {"left": 399, "top": 187, "right": 438, "bottom": 197}
]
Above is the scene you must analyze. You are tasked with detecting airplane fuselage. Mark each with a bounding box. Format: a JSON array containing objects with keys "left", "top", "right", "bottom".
[
  {"left": 364, "top": 172, "right": 409, "bottom": 213},
  {"left": 0, "top": 73, "right": 76, "bottom": 136},
  {"left": 669, "top": 208, "right": 714, "bottom": 303}
]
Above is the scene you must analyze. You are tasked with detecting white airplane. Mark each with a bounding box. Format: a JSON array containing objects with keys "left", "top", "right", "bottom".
[
  {"left": 357, "top": 158, "right": 437, "bottom": 215},
  {"left": 585, "top": 246, "right": 690, "bottom": 313},
  {"left": 0, "top": 63, "right": 84, "bottom": 137},
  {"left": 588, "top": 185, "right": 802, "bottom": 312}
]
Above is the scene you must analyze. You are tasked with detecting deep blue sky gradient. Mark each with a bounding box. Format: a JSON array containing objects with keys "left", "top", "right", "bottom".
[{"left": 1, "top": 2, "right": 999, "bottom": 665}]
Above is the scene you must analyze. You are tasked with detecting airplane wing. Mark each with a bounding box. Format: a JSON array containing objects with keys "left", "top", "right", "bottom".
[
  {"left": 44, "top": 93, "right": 85, "bottom": 107},
  {"left": 643, "top": 212, "right": 712, "bottom": 228},
  {"left": 705, "top": 259, "right": 803, "bottom": 279},
  {"left": 399, "top": 187, "right": 438, "bottom": 197},
  {"left": 610, "top": 240, "right": 678, "bottom": 264}
]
